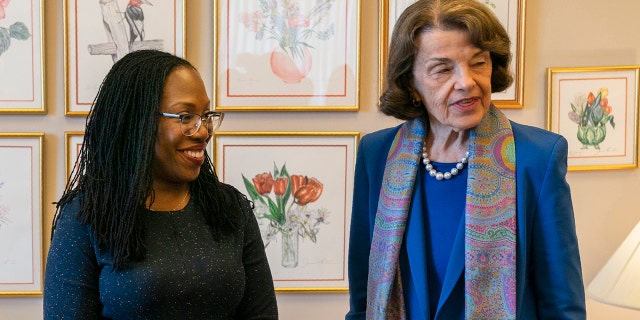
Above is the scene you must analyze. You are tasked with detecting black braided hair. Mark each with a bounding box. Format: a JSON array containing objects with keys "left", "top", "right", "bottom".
[{"left": 53, "top": 50, "right": 240, "bottom": 270}]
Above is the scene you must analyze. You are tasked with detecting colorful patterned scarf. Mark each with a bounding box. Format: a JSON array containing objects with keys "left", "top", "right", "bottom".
[{"left": 366, "top": 105, "right": 516, "bottom": 319}]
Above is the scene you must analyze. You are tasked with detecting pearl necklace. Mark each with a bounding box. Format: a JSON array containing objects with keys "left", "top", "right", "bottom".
[{"left": 421, "top": 145, "right": 470, "bottom": 181}]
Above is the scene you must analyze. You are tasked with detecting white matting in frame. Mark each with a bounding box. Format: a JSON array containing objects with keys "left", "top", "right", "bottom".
[
  {"left": 0, "top": 133, "right": 43, "bottom": 295},
  {"left": 380, "top": 0, "right": 525, "bottom": 108},
  {"left": 0, "top": 0, "right": 45, "bottom": 113},
  {"left": 65, "top": 131, "right": 84, "bottom": 181},
  {"left": 214, "top": 132, "right": 359, "bottom": 291},
  {"left": 547, "top": 66, "right": 639, "bottom": 171},
  {"left": 214, "top": 1, "right": 360, "bottom": 111},
  {"left": 64, "top": 0, "right": 185, "bottom": 116}
]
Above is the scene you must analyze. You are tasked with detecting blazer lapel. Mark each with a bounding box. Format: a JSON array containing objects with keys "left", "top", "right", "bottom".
[
  {"left": 405, "top": 172, "right": 430, "bottom": 316},
  {"left": 436, "top": 215, "right": 465, "bottom": 314}
]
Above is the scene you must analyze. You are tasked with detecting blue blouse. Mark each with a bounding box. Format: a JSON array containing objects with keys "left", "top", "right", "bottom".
[{"left": 400, "top": 161, "right": 466, "bottom": 319}]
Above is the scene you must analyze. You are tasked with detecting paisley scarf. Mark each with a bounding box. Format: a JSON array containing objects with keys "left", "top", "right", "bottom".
[{"left": 366, "top": 105, "right": 516, "bottom": 319}]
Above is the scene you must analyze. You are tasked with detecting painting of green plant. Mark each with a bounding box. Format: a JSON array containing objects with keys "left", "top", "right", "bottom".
[
  {"left": 568, "top": 88, "right": 616, "bottom": 150},
  {"left": 0, "top": 0, "right": 31, "bottom": 57}
]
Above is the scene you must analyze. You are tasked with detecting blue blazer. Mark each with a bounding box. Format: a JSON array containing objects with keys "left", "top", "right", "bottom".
[{"left": 346, "top": 121, "right": 586, "bottom": 319}]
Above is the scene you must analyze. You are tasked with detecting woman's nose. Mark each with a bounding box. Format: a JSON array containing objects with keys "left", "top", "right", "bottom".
[{"left": 453, "top": 67, "right": 476, "bottom": 91}]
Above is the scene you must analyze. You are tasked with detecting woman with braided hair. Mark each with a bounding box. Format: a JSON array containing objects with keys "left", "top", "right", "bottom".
[{"left": 44, "top": 50, "right": 278, "bottom": 319}]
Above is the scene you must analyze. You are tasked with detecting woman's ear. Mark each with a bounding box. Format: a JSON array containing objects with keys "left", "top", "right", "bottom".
[
  {"left": 407, "top": 78, "right": 421, "bottom": 102},
  {"left": 407, "top": 80, "right": 425, "bottom": 108},
  {"left": 409, "top": 85, "right": 422, "bottom": 104}
]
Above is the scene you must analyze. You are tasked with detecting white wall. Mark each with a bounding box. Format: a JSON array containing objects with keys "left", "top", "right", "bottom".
[{"left": 1, "top": 0, "right": 640, "bottom": 319}]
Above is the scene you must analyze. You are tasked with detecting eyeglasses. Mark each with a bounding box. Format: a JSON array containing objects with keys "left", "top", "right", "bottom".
[{"left": 158, "top": 111, "right": 224, "bottom": 136}]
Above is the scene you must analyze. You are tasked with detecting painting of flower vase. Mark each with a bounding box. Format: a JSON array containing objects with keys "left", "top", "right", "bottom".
[
  {"left": 243, "top": 163, "right": 328, "bottom": 268},
  {"left": 214, "top": 132, "right": 357, "bottom": 289},
  {"left": 217, "top": 0, "right": 359, "bottom": 110},
  {"left": 242, "top": 0, "right": 335, "bottom": 84},
  {"left": 270, "top": 46, "right": 313, "bottom": 84}
]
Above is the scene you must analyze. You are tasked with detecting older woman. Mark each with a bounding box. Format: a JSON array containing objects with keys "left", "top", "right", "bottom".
[{"left": 346, "top": 0, "right": 585, "bottom": 319}]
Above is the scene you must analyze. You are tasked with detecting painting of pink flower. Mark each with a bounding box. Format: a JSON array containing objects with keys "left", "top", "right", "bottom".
[
  {"left": 0, "top": 0, "right": 30, "bottom": 56},
  {"left": 0, "top": 0, "right": 10, "bottom": 20},
  {"left": 240, "top": 0, "right": 335, "bottom": 83}
]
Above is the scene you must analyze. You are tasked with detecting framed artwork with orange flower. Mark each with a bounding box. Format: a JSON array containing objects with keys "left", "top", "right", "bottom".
[
  {"left": 213, "top": 1, "right": 360, "bottom": 111},
  {"left": 546, "top": 66, "right": 639, "bottom": 171},
  {"left": 213, "top": 132, "right": 359, "bottom": 291},
  {"left": 379, "top": 0, "right": 525, "bottom": 108},
  {"left": 0, "top": 0, "right": 45, "bottom": 113}
]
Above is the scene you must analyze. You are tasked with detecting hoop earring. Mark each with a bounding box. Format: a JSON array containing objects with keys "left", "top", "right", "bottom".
[{"left": 412, "top": 98, "right": 422, "bottom": 108}]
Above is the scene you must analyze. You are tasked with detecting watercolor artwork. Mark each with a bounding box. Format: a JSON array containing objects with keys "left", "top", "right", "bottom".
[
  {"left": 215, "top": 0, "right": 360, "bottom": 111},
  {"left": 0, "top": 134, "right": 43, "bottom": 295},
  {"left": 547, "top": 66, "right": 639, "bottom": 170},
  {"left": 214, "top": 132, "right": 358, "bottom": 290},
  {"left": 0, "top": 0, "right": 44, "bottom": 113}
]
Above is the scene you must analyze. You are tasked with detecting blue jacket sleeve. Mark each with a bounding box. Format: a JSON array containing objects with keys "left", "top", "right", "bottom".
[
  {"left": 527, "top": 136, "right": 586, "bottom": 319},
  {"left": 346, "top": 128, "right": 397, "bottom": 320}
]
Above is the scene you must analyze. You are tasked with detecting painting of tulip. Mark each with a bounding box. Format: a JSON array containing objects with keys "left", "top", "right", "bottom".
[
  {"left": 215, "top": 0, "right": 359, "bottom": 111},
  {"left": 547, "top": 66, "right": 639, "bottom": 170},
  {"left": 567, "top": 88, "right": 616, "bottom": 150},
  {"left": 243, "top": 163, "right": 329, "bottom": 268},
  {"left": 214, "top": 132, "right": 358, "bottom": 290},
  {"left": 240, "top": 0, "right": 336, "bottom": 84}
]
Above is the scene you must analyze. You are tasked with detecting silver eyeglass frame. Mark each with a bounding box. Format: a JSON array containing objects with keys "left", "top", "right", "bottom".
[{"left": 158, "top": 111, "right": 224, "bottom": 136}]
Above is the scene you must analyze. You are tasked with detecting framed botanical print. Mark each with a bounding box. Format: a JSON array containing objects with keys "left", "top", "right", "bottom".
[
  {"left": 0, "top": 0, "right": 45, "bottom": 113},
  {"left": 0, "top": 133, "right": 43, "bottom": 295},
  {"left": 547, "top": 66, "right": 639, "bottom": 170},
  {"left": 214, "top": 1, "right": 360, "bottom": 111},
  {"left": 213, "top": 132, "right": 359, "bottom": 291}
]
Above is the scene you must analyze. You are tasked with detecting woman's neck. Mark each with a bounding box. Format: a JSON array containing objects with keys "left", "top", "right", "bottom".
[
  {"left": 146, "top": 184, "right": 191, "bottom": 211},
  {"left": 424, "top": 129, "right": 470, "bottom": 162}
]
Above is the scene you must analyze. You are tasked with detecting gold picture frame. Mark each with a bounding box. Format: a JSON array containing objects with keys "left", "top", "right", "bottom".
[
  {"left": 0, "top": 133, "right": 43, "bottom": 296},
  {"left": 64, "top": 131, "right": 84, "bottom": 181},
  {"left": 379, "top": 0, "right": 525, "bottom": 109},
  {"left": 546, "top": 66, "right": 639, "bottom": 171},
  {"left": 213, "top": 131, "right": 359, "bottom": 291}
]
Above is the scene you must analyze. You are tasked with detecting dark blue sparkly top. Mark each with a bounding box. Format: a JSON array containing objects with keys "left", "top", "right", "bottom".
[{"left": 44, "top": 190, "right": 278, "bottom": 319}]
